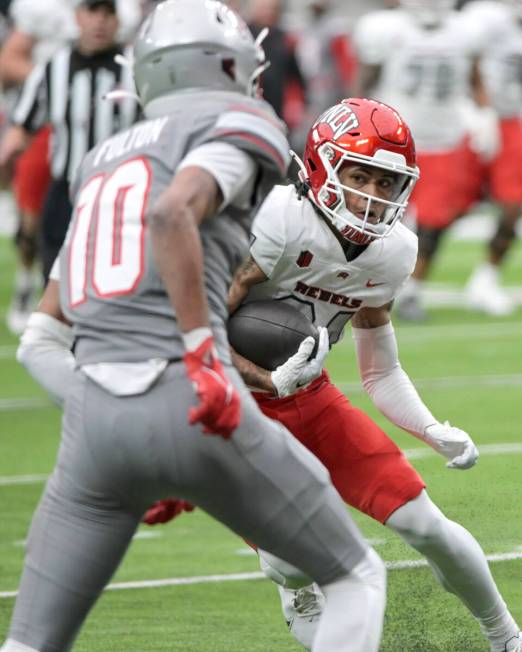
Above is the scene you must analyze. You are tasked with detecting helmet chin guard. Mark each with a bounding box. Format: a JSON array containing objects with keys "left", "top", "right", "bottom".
[{"left": 297, "top": 98, "right": 419, "bottom": 245}]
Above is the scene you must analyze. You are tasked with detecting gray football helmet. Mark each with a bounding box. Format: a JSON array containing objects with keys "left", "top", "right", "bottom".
[{"left": 133, "top": 0, "right": 267, "bottom": 108}]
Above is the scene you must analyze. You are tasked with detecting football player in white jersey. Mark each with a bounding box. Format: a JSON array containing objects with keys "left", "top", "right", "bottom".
[
  {"left": 464, "top": 0, "right": 522, "bottom": 315},
  {"left": 223, "top": 98, "right": 519, "bottom": 651},
  {"left": 353, "top": 0, "right": 499, "bottom": 320}
]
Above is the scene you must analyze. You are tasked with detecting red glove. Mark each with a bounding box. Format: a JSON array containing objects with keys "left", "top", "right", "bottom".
[
  {"left": 183, "top": 336, "right": 241, "bottom": 439},
  {"left": 142, "top": 498, "right": 195, "bottom": 526}
]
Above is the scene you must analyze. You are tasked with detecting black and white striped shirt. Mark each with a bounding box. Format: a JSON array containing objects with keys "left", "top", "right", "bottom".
[{"left": 11, "top": 44, "right": 138, "bottom": 181}]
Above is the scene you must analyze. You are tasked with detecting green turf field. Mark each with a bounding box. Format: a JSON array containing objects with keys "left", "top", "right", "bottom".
[{"left": 0, "top": 234, "right": 521, "bottom": 651}]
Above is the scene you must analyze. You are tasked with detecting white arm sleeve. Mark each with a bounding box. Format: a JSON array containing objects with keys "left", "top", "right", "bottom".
[
  {"left": 177, "top": 141, "right": 257, "bottom": 211},
  {"left": 17, "top": 312, "right": 74, "bottom": 407},
  {"left": 352, "top": 321, "right": 437, "bottom": 438}
]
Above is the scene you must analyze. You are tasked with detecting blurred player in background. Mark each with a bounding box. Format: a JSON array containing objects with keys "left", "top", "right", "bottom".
[
  {"left": 0, "top": 0, "right": 139, "bottom": 289},
  {"left": 292, "top": 0, "right": 358, "bottom": 151},
  {"left": 0, "top": 0, "right": 141, "bottom": 334},
  {"left": 1, "top": 3, "right": 387, "bottom": 651},
  {"left": 0, "top": 0, "right": 77, "bottom": 334},
  {"left": 246, "top": 0, "right": 307, "bottom": 144},
  {"left": 464, "top": 0, "right": 522, "bottom": 315},
  {"left": 354, "top": 0, "right": 499, "bottom": 321},
  {"left": 226, "top": 98, "right": 521, "bottom": 652}
]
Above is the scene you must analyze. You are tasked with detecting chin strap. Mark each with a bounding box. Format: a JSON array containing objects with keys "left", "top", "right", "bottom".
[
  {"left": 104, "top": 52, "right": 143, "bottom": 106},
  {"left": 289, "top": 149, "right": 311, "bottom": 200}
]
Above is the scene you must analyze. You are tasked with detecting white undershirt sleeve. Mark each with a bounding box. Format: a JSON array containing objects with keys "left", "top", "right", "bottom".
[
  {"left": 352, "top": 321, "right": 437, "bottom": 439},
  {"left": 249, "top": 190, "right": 287, "bottom": 277},
  {"left": 17, "top": 312, "right": 75, "bottom": 407},
  {"left": 177, "top": 141, "right": 257, "bottom": 211}
]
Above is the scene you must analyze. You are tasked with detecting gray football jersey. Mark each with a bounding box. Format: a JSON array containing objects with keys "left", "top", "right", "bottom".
[{"left": 59, "top": 90, "right": 290, "bottom": 365}]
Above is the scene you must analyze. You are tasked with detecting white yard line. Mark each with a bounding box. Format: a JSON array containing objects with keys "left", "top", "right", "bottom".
[
  {"left": 0, "top": 474, "right": 48, "bottom": 486},
  {"left": 392, "top": 321, "right": 522, "bottom": 341},
  {"left": 2, "top": 372, "right": 522, "bottom": 416},
  {"left": 405, "top": 443, "right": 522, "bottom": 460},
  {"left": 1, "top": 442, "right": 521, "bottom": 488},
  {"left": 1, "top": 552, "right": 521, "bottom": 599},
  {"left": 337, "top": 373, "right": 522, "bottom": 395},
  {"left": 0, "top": 397, "right": 51, "bottom": 411}
]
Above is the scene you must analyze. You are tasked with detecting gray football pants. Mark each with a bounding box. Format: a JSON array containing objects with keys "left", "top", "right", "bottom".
[{"left": 6, "top": 363, "right": 368, "bottom": 652}]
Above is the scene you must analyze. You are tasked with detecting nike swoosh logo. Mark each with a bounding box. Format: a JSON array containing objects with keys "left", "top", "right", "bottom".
[{"left": 366, "top": 279, "right": 386, "bottom": 288}]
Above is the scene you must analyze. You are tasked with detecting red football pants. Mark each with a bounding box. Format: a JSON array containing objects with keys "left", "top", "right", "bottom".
[{"left": 253, "top": 372, "right": 425, "bottom": 524}]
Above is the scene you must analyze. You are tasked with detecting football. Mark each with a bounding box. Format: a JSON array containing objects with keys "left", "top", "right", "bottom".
[{"left": 227, "top": 300, "right": 319, "bottom": 371}]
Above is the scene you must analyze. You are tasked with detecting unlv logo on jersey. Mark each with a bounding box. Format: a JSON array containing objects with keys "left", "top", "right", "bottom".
[
  {"left": 296, "top": 250, "right": 314, "bottom": 268},
  {"left": 314, "top": 104, "right": 360, "bottom": 140}
]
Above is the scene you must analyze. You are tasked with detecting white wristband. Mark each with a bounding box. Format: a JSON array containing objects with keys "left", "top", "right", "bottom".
[{"left": 182, "top": 327, "right": 213, "bottom": 352}]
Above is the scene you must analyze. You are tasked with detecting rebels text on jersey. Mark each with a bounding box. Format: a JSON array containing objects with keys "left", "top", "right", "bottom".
[{"left": 247, "top": 185, "right": 417, "bottom": 345}]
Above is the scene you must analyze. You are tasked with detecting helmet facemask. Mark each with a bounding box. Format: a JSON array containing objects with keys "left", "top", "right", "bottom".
[
  {"left": 312, "top": 143, "right": 419, "bottom": 245},
  {"left": 247, "top": 27, "right": 271, "bottom": 98}
]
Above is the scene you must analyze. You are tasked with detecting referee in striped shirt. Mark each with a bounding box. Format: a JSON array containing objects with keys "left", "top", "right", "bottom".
[{"left": 0, "top": 0, "right": 138, "bottom": 282}]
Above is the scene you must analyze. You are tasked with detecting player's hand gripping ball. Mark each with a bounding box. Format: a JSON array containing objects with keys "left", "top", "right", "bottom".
[{"left": 228, "top": 300, "right": 328, "bottom": 397}]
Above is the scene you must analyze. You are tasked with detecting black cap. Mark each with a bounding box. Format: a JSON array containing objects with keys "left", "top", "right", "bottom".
[{"left": 80, "top": 0, "right": 116, "bottom": 11}]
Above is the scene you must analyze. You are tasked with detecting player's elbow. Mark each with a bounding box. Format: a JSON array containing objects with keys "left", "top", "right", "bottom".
[{"left": 150, "top": 197, "right": 193, "bottom": 238}]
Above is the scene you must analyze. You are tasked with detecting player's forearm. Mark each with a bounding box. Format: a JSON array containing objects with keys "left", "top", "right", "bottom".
[
  {"left": 0, "top": 33, "right": 35, "bottom": 86},
  {"left": 151, "top": 205, "right": 210, "bottom": 333},
  {"left": 353, "top": 63, "right": 381, "bottom": 98},
  {"left": 470, "top": 58, "right": 490, "bottom": 107},
  {"left": 230, "top": 348, "right": 276, "bottom": 393},
  {"left": 0, "top": 126, "right": 30, "bottom": 181},
  {"left": 352, "top": 322, "right": 437, "bottom": 438},
  {"left": 228, "top": 255, "right": 268, "bottom": 314}
]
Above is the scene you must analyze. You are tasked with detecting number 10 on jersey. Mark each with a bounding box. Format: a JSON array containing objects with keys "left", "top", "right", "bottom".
[{"left": 67, "top": 157, "right": 152, "bottom": 308}]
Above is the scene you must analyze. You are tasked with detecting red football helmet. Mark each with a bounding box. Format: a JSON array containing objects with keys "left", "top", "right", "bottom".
[{"left": 298, "top": 98, "right": 419, "bottom": 245}]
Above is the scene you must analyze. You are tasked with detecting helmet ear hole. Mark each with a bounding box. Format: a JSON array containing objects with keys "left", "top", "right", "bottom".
[{"left": 221, "top": 58, "right": 236, "bottom": 81}]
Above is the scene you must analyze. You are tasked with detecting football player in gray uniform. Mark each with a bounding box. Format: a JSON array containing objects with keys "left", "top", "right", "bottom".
[{"left": 1, "top": 2, "right": 387, "bottom": 652}]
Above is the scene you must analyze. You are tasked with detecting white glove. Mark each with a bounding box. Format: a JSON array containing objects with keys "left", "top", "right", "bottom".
[
  {"left": 423, "top": 421, "right": 479, "bottom": 470},
  {"left": 462, "top": 103, "right": 500, "bottom": 162},
  {"left": 271, "top": 327, "right": 329, "bottom": 398}
]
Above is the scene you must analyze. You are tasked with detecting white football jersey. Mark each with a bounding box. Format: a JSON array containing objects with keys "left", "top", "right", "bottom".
[
  {"left": 464, "top": 1, "right": 522, "bottom": 118},
  {"left": 247, "top": 185, "right": 418, "bottom": 345},
  {"left": 354, "top": 9, "right": 483, "bottom": 151}
]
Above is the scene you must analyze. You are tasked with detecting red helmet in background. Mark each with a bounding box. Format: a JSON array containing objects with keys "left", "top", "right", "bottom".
[{"left": 300, "top": 97, "right": 419, "bottom": 245}]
